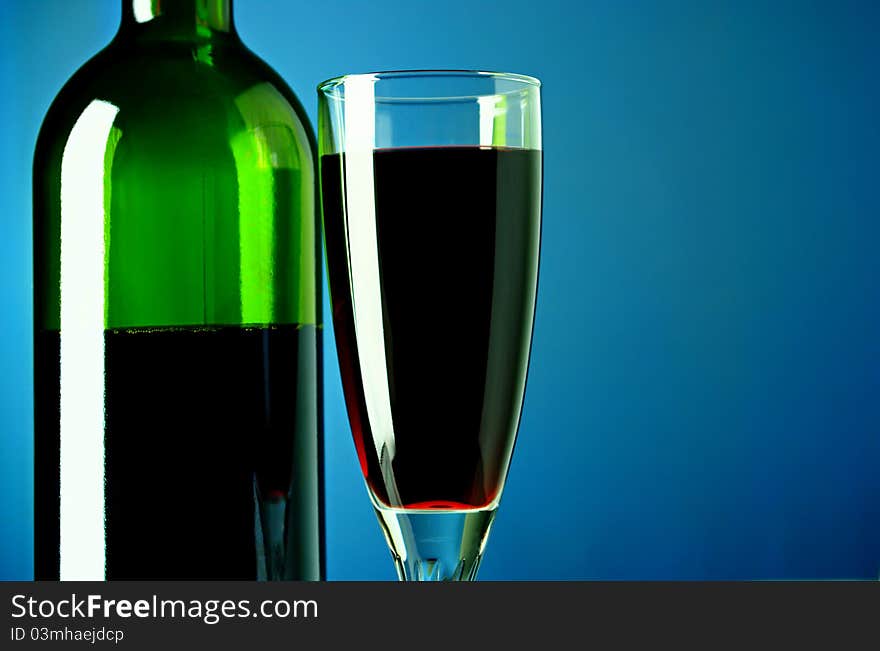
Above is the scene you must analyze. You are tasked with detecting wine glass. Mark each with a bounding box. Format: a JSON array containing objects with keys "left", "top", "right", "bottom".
[{"left": 318, "top": 70, "right": 542, "bottom": 580}]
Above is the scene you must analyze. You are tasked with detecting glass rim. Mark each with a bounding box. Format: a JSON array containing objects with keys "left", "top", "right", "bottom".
[{"left": 317, "top": 69, "right": 541, "bottom": 99}]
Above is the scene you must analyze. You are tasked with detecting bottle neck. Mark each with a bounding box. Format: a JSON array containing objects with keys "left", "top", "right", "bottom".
[{"left": 119, "top": 0, "right": 236, "bottom": 42}]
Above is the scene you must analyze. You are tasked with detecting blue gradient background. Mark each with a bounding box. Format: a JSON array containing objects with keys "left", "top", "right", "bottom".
[{"left": 2, "top": 0, "right": 878, "bottom": 580}]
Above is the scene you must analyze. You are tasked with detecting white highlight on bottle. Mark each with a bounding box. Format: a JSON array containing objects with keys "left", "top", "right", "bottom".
[
  {"left": 132, "top": 0, "right": 156, "bottom": 23},
  {"left": 59, "top": 99, "right": 119, "bottom": 580},
  {"left": 342, "top": 76, "right": 402, "bottom": 503}
]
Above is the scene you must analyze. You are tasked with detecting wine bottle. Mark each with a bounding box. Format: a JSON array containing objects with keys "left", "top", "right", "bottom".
[{"left": 33, "top": 0, "right": 323, "bottom": 580}]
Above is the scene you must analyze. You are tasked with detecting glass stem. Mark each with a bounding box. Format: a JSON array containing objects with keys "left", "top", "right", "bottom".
[{"left": 373, "top": 507, "right": 498, "bottom": 581}]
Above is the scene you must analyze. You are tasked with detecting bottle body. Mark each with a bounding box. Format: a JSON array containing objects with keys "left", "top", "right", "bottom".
[{"left": 33, "top": 15, "right": 323, "bottom": 580}]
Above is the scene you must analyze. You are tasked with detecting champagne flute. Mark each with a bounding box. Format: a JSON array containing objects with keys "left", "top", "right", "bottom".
[{"left": 318, "top": 70, "right": 542, "bottom": 580}]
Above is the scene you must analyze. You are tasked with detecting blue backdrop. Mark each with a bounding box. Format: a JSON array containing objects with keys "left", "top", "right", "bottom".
[{"left": 1, "top": 0, "right": 878, "bottom": 580}]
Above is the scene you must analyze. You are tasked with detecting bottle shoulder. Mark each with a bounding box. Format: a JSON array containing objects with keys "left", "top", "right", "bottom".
[
  {"left": 34, "top": 45, "right": 117, "bottom": 156},
  {"left": 35, "top": 39, "right": 315, "bottom": 163}
]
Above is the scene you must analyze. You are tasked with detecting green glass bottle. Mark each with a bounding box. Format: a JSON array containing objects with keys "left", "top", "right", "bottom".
[{"left": 33, "top": 0, "right": 323, "bottom": 580}]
